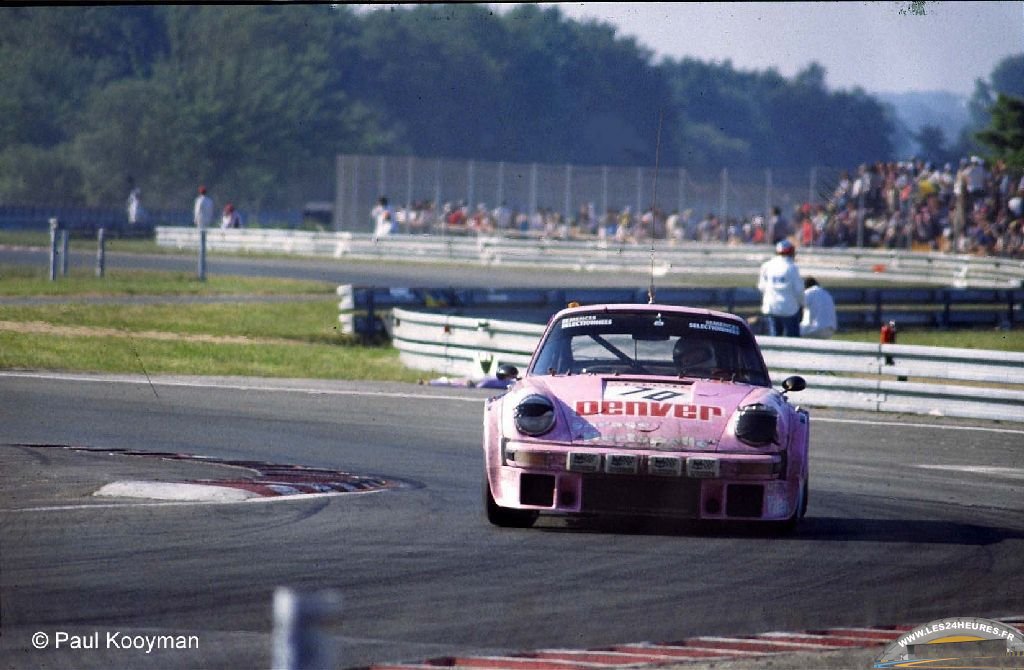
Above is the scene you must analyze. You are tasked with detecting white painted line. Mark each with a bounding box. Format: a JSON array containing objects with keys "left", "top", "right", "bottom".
[
  {"left": 914, "top": 464, "right": 1024, "bottom": 480},
  {"left": 812, "top": 416, "right": 1024, "bottom": 436},
  {"left": 688, "top": 636, "right": 836, "bottom": 650},
  {"left": 6, "top": 371, "right": 1024, "bottom": 434},
  {"left": 0, "top": 371, "right": 488, "bottom": 403},
  {"left": 1, "top": 485, "right": 389, "bottom": 514}
]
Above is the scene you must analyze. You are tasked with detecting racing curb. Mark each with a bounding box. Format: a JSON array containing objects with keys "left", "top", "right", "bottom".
[
  {"left": 44, "top": 445, "right": 404, "bottom": 501},
  {"left": 363, "top": 615, "right": 1024, "bottom": 670}
]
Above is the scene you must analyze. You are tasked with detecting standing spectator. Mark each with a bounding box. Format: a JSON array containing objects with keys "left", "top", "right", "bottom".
[
  {"left": 220, "top": 203, "right": 241, "bottom": 229},
  {"left": 372, "top": 196, "right": 394, "bottom": 239},
  {"left": 493, "top": 201, "right": 512, "bottom": 231},
  {"left": 758, "top": 239, "right": 804, "bottom": 337},
  {"left": 800, "top": 277, "right": 837, "bottom": 339},
  {"left": 193, "top": 185, "right": 214, "bottom": 229},
  {"left": 965, "top": 156, "right": 988, "bottom": 213},
  {"left": 127, "top": 187, "right": 144, "bottom": 225},
  {"left": 769, "top": 206, "right": 789, "bottom": 243}
]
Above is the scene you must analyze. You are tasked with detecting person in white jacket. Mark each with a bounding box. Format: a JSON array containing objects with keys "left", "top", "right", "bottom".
[
  {"left": 758, "top": 239, "right": 804, "bottom": 337},
  {"left": 193, "top": 185, "right": 215, "bottom": 229},
  {"left": 800, "top": 276, "right": 837, "bottom": 339}
]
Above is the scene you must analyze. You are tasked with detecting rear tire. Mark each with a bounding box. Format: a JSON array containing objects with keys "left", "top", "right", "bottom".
[{"left": 484, "top": 477, "right": 538, "bottom": 528}]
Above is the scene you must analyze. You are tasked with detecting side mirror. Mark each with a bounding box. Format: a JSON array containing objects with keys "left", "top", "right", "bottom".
[
  {"left": 495, "top": 364, "right": 519, "bottom": 381},
  {"left": 781, "top": 375, "right": 806, "bottom": 393}
]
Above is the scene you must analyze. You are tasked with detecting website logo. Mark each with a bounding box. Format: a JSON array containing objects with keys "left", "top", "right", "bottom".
[{"left": 874, "top": 616, "right": 1024, "bottom": 668}]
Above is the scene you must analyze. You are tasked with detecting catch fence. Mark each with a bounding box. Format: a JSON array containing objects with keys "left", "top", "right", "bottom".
[{"left": 334, "top": 154, "right": 842, "bottom": 232}]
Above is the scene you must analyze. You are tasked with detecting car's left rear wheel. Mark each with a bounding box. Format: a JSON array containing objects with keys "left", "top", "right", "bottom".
[{"left": 484, "top": 477, "right": 538, "bottom": 528}]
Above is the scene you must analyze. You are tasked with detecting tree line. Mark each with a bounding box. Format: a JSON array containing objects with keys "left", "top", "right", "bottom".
[{"left": 0, "top": 4, "right": 1020, "bottom": 211}]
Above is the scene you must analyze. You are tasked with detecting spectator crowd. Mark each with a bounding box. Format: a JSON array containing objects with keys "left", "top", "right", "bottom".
[{"left": 373, "top": 156, "right": 1024, "bottom": 259}]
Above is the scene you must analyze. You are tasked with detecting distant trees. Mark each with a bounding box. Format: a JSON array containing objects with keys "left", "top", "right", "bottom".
[
  {"left": 976, "top": 94, "right": 1024, "bottom": 169},
  {"left": 0, "top": 5, "right": 1007, "bottom": 210}
]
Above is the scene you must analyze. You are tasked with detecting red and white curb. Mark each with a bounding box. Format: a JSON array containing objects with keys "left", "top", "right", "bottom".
[
  {"left": 22, "top": 444, "right": 404, "bottom": 501},
  {"left": 366, "top": 616, "right": 1024, "bottom": 670}
]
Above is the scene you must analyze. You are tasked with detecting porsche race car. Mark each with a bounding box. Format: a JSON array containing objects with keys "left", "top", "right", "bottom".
[{"left": 483, "top": 303, "right": 809, "bottom": 530}]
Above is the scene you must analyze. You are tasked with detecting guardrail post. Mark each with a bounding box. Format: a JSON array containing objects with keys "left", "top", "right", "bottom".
[
  {"left": 272, "top": 587, "right": 342, "bottom": 670},
  {"left": 48, "top": 218, "right": 59, "bottom": 281},
  {"left": 197, "top": 228, "right": 207, "bottom": 281},
  {"left": 60, "top": 228, "right": 70, "bottom": 276},
  {"left": 95, "top": 227, "right": 106, "bottom": 278}
]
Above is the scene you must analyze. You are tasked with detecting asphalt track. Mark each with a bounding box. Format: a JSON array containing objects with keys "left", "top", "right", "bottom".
[
  {"left": 0, "top": 246, "right": 726, "bottom": 290},
  {"left": 2, "top": 372, "right": 1023, "bottom": 669}
]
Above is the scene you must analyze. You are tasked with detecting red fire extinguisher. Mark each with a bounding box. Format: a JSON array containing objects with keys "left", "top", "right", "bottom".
[
  {"left": 880, "top": 320, "right": 897, "bottom": 345},
  {"left": 880, "top": 320, "right": 902, "bottom": 375}
]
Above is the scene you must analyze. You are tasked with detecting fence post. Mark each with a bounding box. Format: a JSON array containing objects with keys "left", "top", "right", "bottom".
[
  {"left": 96, "top": 227, "right": 106, "bottom": 278},
  {"left": 197, "top": 228, "right": 207, "bottom": 281},
  {"left": 601, "top": 166, "right": 608, "bottom": 221},
  {"left": 856, "top": 187, "right": 866, "bottom": 248},
  {"left": 496, "top": 160, "right": 505, "bottom": 211},
  {"left": 60, "top": 228, "right": 69, "bottom": 276},
  {"left": 272, "top": 588, "right": 342, "bottom": 670},
  {"left": 720, "top": 168, "right": 729, "bottom": 224},
  {"left": 529, "top": 163, "right": 538, "bottom": 217},
  {"left": 48, "top": 218, "right": 59, "bottom": 281},
  {"left": 406, "top": 155, "right": 414, "bottom": 234},
  {"left": 678, "top": 168, "right": 685, "bottom": 219},
  {"left": 636, "top": 167, "right": 643, "bottom": 218},
  {"left": 435, "top": 158, "right": 443, "bottom": 237},
  {"left": 564, "top": 164, "right": 572, "bottom": 223},
  {"left": 352, "top": 155, "right": 361, "bottom": 233},
  {"left": 334, "top": 155, "right": 345, "bottom": 232}
]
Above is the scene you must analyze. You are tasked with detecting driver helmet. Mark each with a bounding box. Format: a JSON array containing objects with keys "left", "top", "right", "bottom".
[{"left": 673, "top": 337, "right": 716, "bottom": 371}]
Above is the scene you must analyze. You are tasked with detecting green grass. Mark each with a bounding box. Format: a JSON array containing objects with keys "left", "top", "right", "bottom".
[
  {"left": 0, "top": 301, "right": 343, "bottom": 343},
  {"left": 0, "top": 265, "right": 331, "bottom": 297},
  {"left": 835, "top": 328, "right": 1024, "bottom": 351},
  {"left": 0, "top": 230, "right": 164, "bottom": 254},
  {"left": 0, "top": 262, "right": 1021, "bottom": 381},
  {"left": 0, "top": 264, "right": 425, "bottom": 380},
  {"left": 0, "top": 331, "right": 422, "bottom": 381}
]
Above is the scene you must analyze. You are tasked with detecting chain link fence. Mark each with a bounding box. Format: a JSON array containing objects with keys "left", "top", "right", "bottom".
[{"left": 334, "top": 154, "right": 845, "bottom": 234}]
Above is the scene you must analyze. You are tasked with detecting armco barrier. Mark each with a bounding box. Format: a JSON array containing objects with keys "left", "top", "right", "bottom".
[
  {"left": 390, "top": 307, "right": 1024, "bottom": 423},
  {"left": 338, "top": 285, "right": 1024, "bottom": 340},
  {"left": 157, "top": 227, "right": 1024, "bottom": 288}
]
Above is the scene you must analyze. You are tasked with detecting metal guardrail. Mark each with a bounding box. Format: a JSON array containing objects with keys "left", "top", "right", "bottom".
[
  {"left": 157, "top": 227, "right": 1024, "bottom": 289},
  {"left": 389, "top": 306, "right": 1024, "bottom": 423},
  {"left": 337, "top": 285, "right": 1024, "bottom": 337}
]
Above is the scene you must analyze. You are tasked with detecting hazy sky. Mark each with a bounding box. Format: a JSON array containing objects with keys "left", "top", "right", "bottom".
[{"left": 529, "top": 1, "right": 1024, "bottom": 96}]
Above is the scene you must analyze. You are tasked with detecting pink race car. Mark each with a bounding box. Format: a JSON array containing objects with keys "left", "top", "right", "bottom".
[{"left": 483, "top": 303, "right": 809, "bottom": 530}]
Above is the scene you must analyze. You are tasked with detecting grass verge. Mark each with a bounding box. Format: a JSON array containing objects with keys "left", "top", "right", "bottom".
[
  {"left": 0, "top": 264, "right": 427, "bottom": 381},
  {"left": 0, "top": 264, "right": 1020, "bottom": 382},
  {"left": 0, "top": 265, "right": 331, "bottom": 297}
]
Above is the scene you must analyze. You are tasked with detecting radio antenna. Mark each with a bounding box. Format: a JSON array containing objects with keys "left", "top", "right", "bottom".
[{"left": 648, "top": 108, "right": 664, "bottom": 304}]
